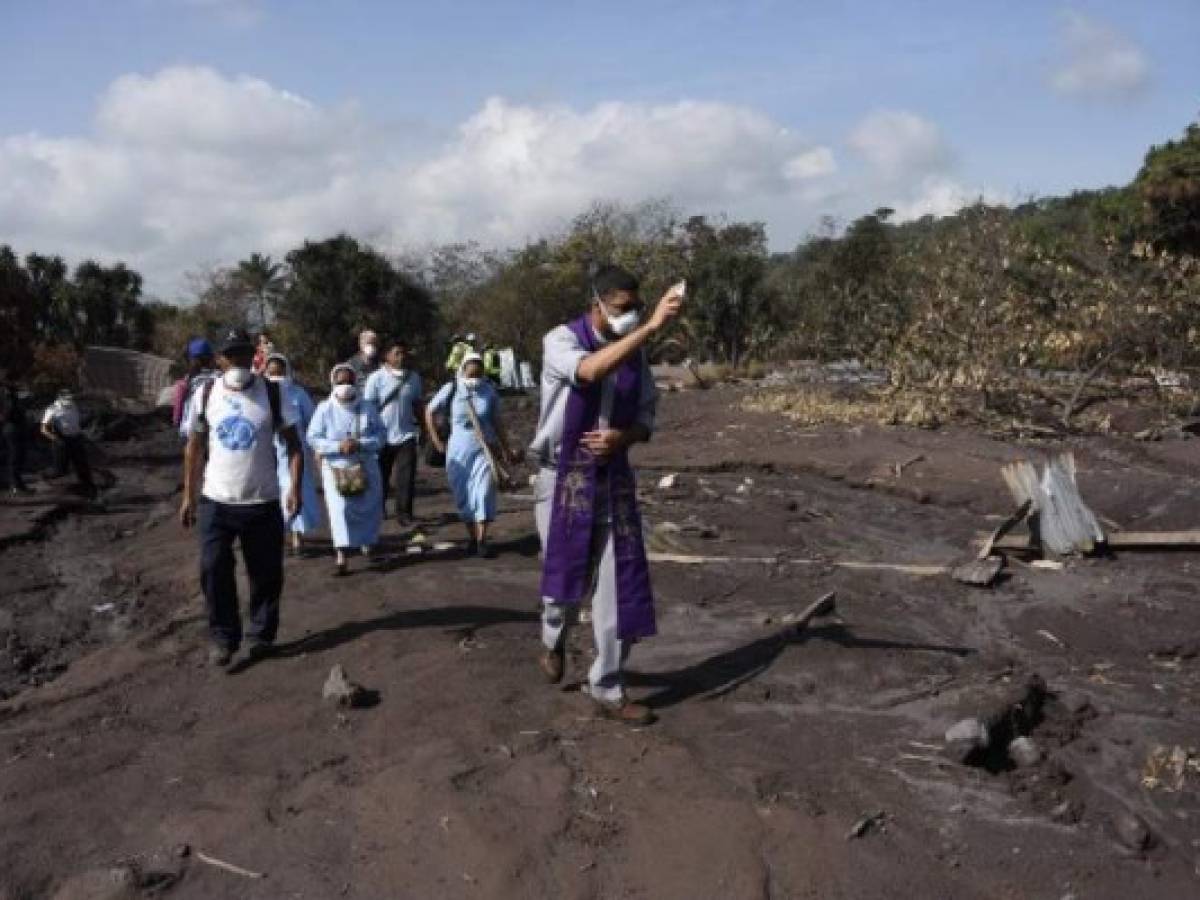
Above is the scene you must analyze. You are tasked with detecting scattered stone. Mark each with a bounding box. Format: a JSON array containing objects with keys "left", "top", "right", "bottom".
[
  {"left": 657, "top": 473, "right": 679, "bottom": 491},
  {"left": 1050, "top": 800, "right": 1082, "bottom": 824},
  {"left": 951, "top": 555, "right": 1005, "bottom": 587},
  {"left": 846, "top": 810, "right": 886, "bottom": 839},
  {"left": 1008, "top": 736, "right": 1043, "bottom": 768},
  {"left": 322, "top": 664, "right": 372, "bottom": 708},
  {"left": 1112, "top": 811, "right": 1154, "bottom": 853},
  {"left": 944, "top": 717, "right": 990, "bottom": 763}
]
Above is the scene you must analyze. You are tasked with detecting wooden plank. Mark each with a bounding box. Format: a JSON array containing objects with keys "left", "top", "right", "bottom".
[
  {"left": 1107, "top": 531, "right": 1200, "bottom": 548},
  {"left": 979, "top": 499, "right": 1032, "bottom": 559},
  {"left": 991, "top": 530, "right": 1200, "bottom": 551}
]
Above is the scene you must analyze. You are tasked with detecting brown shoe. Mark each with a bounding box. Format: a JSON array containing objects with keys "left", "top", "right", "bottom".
[
  {"left": 538, "top": 647, "right": 564, "bottom": 684},
  {"left": 589, "top": 695, "right": 656, "bottom": 726}
]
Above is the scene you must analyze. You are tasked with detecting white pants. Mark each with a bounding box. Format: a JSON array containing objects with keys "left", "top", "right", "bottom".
[{"left": 535, "top": 467, "right": 628, "bottom": 703}]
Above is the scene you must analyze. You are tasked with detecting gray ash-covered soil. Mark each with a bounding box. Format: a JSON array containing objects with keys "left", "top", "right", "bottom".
[{"left": 1, "top": 386, "right": 1199, "bottom": 899}]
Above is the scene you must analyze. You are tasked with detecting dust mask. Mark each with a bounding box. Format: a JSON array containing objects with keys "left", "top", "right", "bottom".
[
  {"left": 461, "top": 377, "right": 481, "bottom": 390},
  {"left": 224, "top": 367, "right": 254, "bottom": 390},
  {"left": 598, "top": 295, "right": 640, "bottom": 337},
  {"left": 361, "top": 345, "right": 377, "bottom": 360},
  {"left": 333, "top": 384, "right": 357, "bottom": 402}
]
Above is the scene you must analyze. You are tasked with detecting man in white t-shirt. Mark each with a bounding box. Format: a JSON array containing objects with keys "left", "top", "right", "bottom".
[
  {"left": 40, "top": 390, "right": 96, "bottom": 498},
  {"left": 180, "top": 329, "right": 304, "bottom": 668}
]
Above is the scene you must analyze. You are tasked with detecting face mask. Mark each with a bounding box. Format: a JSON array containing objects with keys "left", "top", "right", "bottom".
[
  {"left": 267, "top": 375, "right": 290, "bottom": 386},
  {"left": 387, "top": 364, "right": 407, "bottom": 377},
  {"left": 460, "top": 377, "right": 481, "bottom": 390},
  {"left": 361, "top": 345, "right": 377, "bottom": 360},
  {"left": 333, "top": 384, "right": 357, "bottom": 402},
  {"left": 600, "top": 297, "right": 641, "bottom": 337},
  {"left": 224, "top": 367, "right": 254, "bottom": 390}
]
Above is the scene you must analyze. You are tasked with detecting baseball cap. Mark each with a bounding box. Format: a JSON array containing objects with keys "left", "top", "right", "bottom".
[
  {"left": 187, "top": 337, "right": 213, "bottom": 359},
  {"left": 218, "top": 329, "right": 254, "bottom": 355}
]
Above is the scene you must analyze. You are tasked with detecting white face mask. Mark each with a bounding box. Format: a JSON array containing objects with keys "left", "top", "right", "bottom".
[
  {"left": 224, "top": 367, "right": 254, "bottom": 390},
  {"left": 600, "top": 297, "right": 641, "bottom": 337},
  {"left": 361, "top": 345, "right": 377, "bottom": 360},
  {"left": 460, "top": 376, "right": 481, "bottom": 390},
  {"left": 267, "top": 374, "right": 290, "bottom": 386},
  {"left": 333, "top": 384, "right": 357, "bottom": 402}
]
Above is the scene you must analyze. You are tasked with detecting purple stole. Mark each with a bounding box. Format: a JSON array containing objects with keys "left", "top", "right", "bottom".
[{"left": 539, "top": 317, "right": 656, "bottom": 640}]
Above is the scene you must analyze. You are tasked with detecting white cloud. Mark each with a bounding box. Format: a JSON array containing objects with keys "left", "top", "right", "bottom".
[
  {"left": 847, "top": 110, "right": 951, "bottom": 179},
  {"left": 891, "top": 175, "right": 1009, "bottom": 222},
  {"left": 0, "top": 67, "right": 841, "bottom": 295},
  {"left": 1049, "top": 11, "right": 1149, "bottom": 100},
  {"left": 783, "top": 147, "right": 837, "bottom": 181},
  {"left": 0, "top": 67, "right": 1005, "bottom": 295}
]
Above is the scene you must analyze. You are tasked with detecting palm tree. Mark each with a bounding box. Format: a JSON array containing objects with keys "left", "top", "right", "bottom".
[{"left": 234, "top": 253, "right": 287, "bottom": 333}]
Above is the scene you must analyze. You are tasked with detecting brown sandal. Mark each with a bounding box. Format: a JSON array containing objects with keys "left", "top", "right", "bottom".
[{"left": 538, "top": 647, "right": 565, "bottom": 684}]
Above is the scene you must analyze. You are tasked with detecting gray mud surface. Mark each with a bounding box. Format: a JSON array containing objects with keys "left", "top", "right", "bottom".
[{"left": 2, "top": 388, "right": 1199, "bottom": 898}]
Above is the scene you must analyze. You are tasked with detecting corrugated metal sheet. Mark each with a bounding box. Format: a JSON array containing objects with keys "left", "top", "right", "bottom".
[{"left": 82, "top": 346, "right": 175, "bottom": 403}]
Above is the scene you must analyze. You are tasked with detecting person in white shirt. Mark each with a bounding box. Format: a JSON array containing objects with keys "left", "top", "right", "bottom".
[
  {"left": 179, "top": 329, "right": 304, "bottom": 668},
  {"left": 363, "top": 340, "right": 424, "bottom": 526},
  {"left": 40, "top": 390, "right": 95, "bottom": 498}
]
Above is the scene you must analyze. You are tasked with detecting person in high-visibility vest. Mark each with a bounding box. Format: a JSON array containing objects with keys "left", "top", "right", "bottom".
[{"left": 444, "top": 333, "right": 477, "bottom": 374}]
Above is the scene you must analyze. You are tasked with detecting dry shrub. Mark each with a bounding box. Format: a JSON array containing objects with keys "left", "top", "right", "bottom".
[
  {"left": 743, "top": 385, "right": 943, "bottom": 429},
  {"left": 29, "top": 343, "right": 81, "bottom": 393},
  {"left": 696, "top": 360, "right": 769, "bottom": 384},
  {"left": 696, "top": 362, "right": 732, "bottom": 384}
]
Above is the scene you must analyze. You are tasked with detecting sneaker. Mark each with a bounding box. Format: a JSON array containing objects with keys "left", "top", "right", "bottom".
[
  {"left": 538, "top": 646, "right": 565, "bottom": 684},
  {"left": 478, "top": 540, "right": 496, "bottom": 559},
  {"left": 207, "top": 644, "right": 233, "bottom": 668},
  {"left": 587, "top": 692, "right": 656, "bottom": 726},
  {"left": 466, "top": 539, "right": 479, "bottom": 557}
]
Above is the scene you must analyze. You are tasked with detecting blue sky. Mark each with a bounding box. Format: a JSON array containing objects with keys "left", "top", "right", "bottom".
[{"left": 1, "top": 0, "right": 1196, "bottom": 296}]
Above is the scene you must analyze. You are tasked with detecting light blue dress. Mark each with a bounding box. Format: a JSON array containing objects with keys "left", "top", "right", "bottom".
[
  {"left": 429, "top": 380, "right": 499, "bottom": 524},
  {"left": 307, "top": 398, "right": 385, "bottom": 549},
  {"left": 274, "top": 381, "right": 323, "bottom": 534}
]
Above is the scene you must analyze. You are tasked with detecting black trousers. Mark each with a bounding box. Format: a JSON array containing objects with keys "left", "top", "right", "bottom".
[
  {"left": 198, "top": 499, "right": 284, "bottom": 651},
  {"left": 378, "top": 440, "right": 418, "bottom": 520},
  {"left": 2, "top": 426, "right": 27, "bottom": 489},
  {"left": 53, "top": 435, "right": 94, "bottom": 492}
]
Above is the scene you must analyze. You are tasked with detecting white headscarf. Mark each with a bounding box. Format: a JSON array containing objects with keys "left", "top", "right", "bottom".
[
  {"left": 329, "top": 363, "right": 356, "bottom": 387},
  {"left": 458, "top": 352, "right": 483, "bottom": 379},
  {"left": 265, "top": 353, "right": 292, "bottom": 380}
]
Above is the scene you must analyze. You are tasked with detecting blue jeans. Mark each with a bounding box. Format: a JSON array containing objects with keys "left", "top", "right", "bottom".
[{"left": 198, "top": 499, "right": 284, "bottom": 650}]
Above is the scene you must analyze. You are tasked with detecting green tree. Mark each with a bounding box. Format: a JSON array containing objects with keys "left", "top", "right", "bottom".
[
  {"left": 234, "top": 252, "right": 287, "bottom": 333},
  {"left": 0, "top": 246, "right": 37, "bottom": 372},
  {"left": 68, "top": 260, "right": 144, "bottom": 347},
  {"left": 277, "top": 235, "right": 437, "bottom": 377},
  {"left": 682, "top": 216, "right": 775, "bottom": 367},
  {"left": 1134, "top": 120, "right": 1200, "bottom": 255}
]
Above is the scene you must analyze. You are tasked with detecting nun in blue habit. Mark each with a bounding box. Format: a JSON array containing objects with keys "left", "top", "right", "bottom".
[
  {"left": 263, "top": 353, "right": 322, "bottom": 554},
  {"left": 307, "top": 363, "right": 385, "bottom": 575},
  {"left": 424, "top": 352, "right": 519, "bottom": 558}
]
